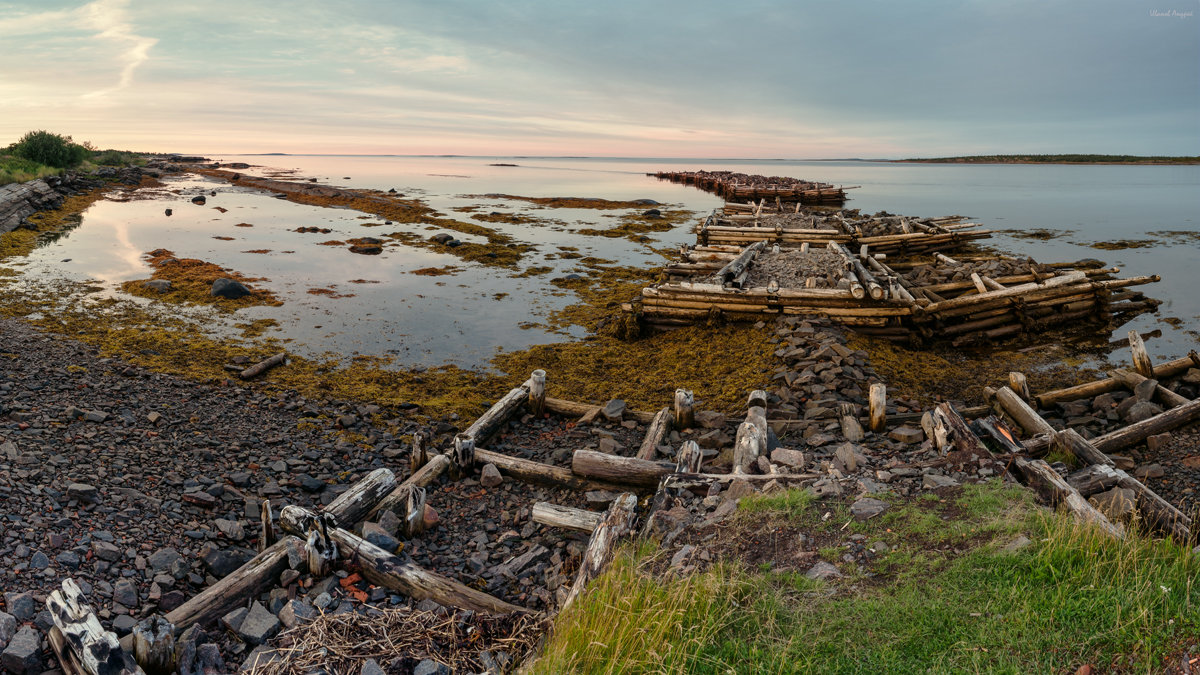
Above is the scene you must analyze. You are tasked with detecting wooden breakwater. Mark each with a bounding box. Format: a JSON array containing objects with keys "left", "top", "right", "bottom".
[
  {"left": 632, "top": 242, "right": 1159, "bottom": 345},
  {"left": 650, "top": 170, "right": 856, "bottom": 205}
]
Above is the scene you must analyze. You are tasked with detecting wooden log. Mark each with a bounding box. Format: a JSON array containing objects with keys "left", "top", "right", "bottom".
[
  {"left": 1065, "top": 464, "right": 1122, "bottom": 496},
  {"left": 1111, "top": 369, "right": 1190, "bottom": 409},
  {"left": 451, "top": 434, "right": 475, "bottom": 480},
  {"left": 239, "top": 352, "right": 286, "bottom": 380},
  {"left": 1128, "top": 329, "right": 1153, "bottom": 377},
  {"left": 368, "top": 454, "right": 449, "bottom": 522},
  {"left": 674, "top": 388, "right": 695, "bottom": 429},
  {"left": 715, "top": 241, "right": 765, "bottom": 287},
  {"left": 544, "top": 397, "right": 657, "bottom": 424},
  {"left": 48, "top": 626, "right": 88, "bottom": 675},
  {"left": 475, "top": 448, "right": 634, "bottom": 493},
  {"left": 46, "top": 578, "right": 144, "bottom": 675},
  {"left": 572, "top": 449, "right": 673, "bottom": 487},
  {"left": 409, "top": 430, "right": 431, "bottom": 476},
  {"left": 560, "top": 493, "right": 638, "bottom": 612},
  {"left": 531, "top": 503, "right": 602, "bottom": 532},
  {"left": 279, "top": 505, "right": 525, "bottom": 614},
  {"left": 1052, "top": 428, "right": 1114, "bottom": 467},
  {"left": 920, "top": 271, "right": 1088, "bottom": 314},
  {"left": 528, "top": 369, "right": 547, "bottom": 417},
  {"left": 395, "top": 484, "right": 428, "bottom": 537},
  {"left": 464, "top": 384, "right": 529, "bottom": 445},
  {"left": 1013, "top": 457, "right": 1123, "bottom": 538},
  {"left": 1090, "top": 396, "right": 1200, "bottom": 456},
  {"left": 988, "top": 386, "right": 1056, "bottom": 437},
  {"left": 933, "top": 402, "right": 994, "bottom": 457},
  {"left": 1035, "top": 354, "right": 1199, "bottom": 407},
  {"left": 323, "top": 467, "right": 396, "bottom": 528},
  {"left": 1089, "top": 464, "right": 1191, "bottom": 541},
  {"left": 868, "top": 383, "right": 887, "bottom": 433},
  {"left": 258, "top": 499, "right": 274, "bottom": 553},
  {"left": 305, "top": 512, "right": 339, "bottom": 577},
  {"left": 131, "top": 615, "right": 174, "bottom": 675},
  {"left": 636, "top": 407, "right": 673, "bottom": 460},
  {"left": 1009, "top": 372, "right": 1031, "bottom": 401},
  {"left": 675, "top": 440, "right": 704, "bottom": 473},
  {"left": 732, "top": 421, "right": 765, "bottom": 473},
  {"left": 838, "top": 403, "right": 865, "bottom": 442}
]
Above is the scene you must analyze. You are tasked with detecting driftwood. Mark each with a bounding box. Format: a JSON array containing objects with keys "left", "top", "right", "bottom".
[
  {"left": 368, "top": 454, "right": 450, "bottom": 522},
  {"left": 1008, "top": 372, "right": 1031, "bottom": 401},
  {"left": 675, "top": 440, "right": 704, "bottom": 474},
  {"left": 475, "top": 448, "right": 632, "bottom": 493},
  {"left": 545, "top": 397, "right": 657, "bottom": 424},
  {"left": 1128, "top": 329, "right": 1153, "bottom": 377},
  {"left": 838, "top": 402, "right": 865, "bottom": 442},
  {"left": 451, "top": 434, "right": 475, "bottom": 480},
  {"left": 636, "top": 407, "right": 673, "bottom": 460},
  {"left": 732, "top": 421, "right": 766, "bottom": 472},
  {"left": 988, "top": 386, "right": 1056, "bottom": 438},
  {"left": 1110, "top": 369, "right": 1190, "bottom": 408},
  {"left": 240, "top": 352, "right": 286, "bottom": 380},
  {"left": 1013, "top": 457, "right": 1123, "bottom": 539},
  {"left": 305, "top": 512, "right": 339, "bottom": 577},
  {"left": 278, "top": 505, "right": 524, "bottom": 614},
  {"left": 1065, "top": 464, "right": 1122, "bottom": 496},
  {"left": 323, "top": 468, "right": 397, "bottom": 528},
  {"left": 131, "top": 616, "right": 174, "bottom": 675},
  {"left": 464, "top": 385, "right": 528, "bottom": 445},
  {"left": 1034, "top": 353, "right": 1199, "bottom": 407},
  {"left": 572, "top": 450, "right": 674, "bottom": 487},
  {"left": 560, "top": 493, "right": 638, "bottom": 612},
  {"left": 46, "top": 578, "right": 144, "bottom": 675},
  {"left": 1091, "top": 396, "right": 1200, "bottom": 455},
  {"left": 674, "top": 389, "right": 695, "bottom": 429},
  {"left": 409, "top": 430, "right": 431, "bottom": 476},
  {"left": 393, "top": 484, "right": 427, "bottom": 537},
  {"left": 258, "top": 499, "right": 274, "bottom": 553},
  {"left": 868, "top": 383, "right": 887, "bottom": 433},
  {"left": 531, "top": 503, "right": 603, "bottom": 532},
  {"left": 1088, "top": 463, "right": 1192, "bottom": 542},
  {"left": 528, "top": 369, "right": 547, "bottom": 417}
]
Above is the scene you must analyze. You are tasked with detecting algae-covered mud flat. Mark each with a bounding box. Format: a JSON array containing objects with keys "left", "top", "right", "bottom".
[{"left": 4, "top": 156, "right": 1199, "bottom": 369}]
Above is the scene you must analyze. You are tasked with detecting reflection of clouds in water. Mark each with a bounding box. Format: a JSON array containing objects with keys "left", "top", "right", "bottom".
[{"left": 87, "top": 218, "right": 146, "bottom": 283}]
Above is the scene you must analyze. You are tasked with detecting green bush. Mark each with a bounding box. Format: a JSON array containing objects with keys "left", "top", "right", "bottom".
[
  {"left": 9, "top": 130, "right": 88, "bottom": 169},
  {"left": 92, "top": 149, "right": 140, "bottom": 166}
]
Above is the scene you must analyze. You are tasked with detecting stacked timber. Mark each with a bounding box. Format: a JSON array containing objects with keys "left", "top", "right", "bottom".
[
  {"left": 642, "top": 244, "right": 1160, "bottom": 345},
  {"left": 649, "top": 170, "right": 854, "bottom": 204},
  {"left": 693, "top": 205, "right": 990, "bottom": 254}
]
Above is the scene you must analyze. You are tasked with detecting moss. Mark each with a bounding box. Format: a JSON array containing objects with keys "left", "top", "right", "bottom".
[
  {"left": 576, "top": 209, "right": 694, "bottom": 242},
  {"left": 120, "top": 248, "right": 283, "bottom": 309},
  {"left": 411, "top": 266, "right": 461, "bottom": 277},
  {"left": 473, "top": 194, "right": 666, "bottom": 210},
  {"left": 235, "top": 318, "right": 279, "bottom": 338}
]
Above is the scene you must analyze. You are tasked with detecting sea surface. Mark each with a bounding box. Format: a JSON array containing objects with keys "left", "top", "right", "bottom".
[{"left": 9, "top": 156, "right": 1199, "bottom": 369}]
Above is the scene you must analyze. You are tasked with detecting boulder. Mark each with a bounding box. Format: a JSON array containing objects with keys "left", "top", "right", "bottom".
[
  {"left": 211, "top": 278, "right": 251, "bottom": 299},
  {"left": 480, "top": 463, "right": 503, "bottom": 488},
  {"left": 850, "top": 497, "right": 888, "bottom": 521},
  {"left": 0, "top": 626, "right": 41, "bottom": 674}
]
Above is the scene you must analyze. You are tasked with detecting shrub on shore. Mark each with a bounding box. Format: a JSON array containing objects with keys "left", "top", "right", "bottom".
[
  {"left": 0, "top": 155, "right": 62, "bottom": 185},
  {"left": 7, "top": 130, "right": 88, "bottom": 169}
]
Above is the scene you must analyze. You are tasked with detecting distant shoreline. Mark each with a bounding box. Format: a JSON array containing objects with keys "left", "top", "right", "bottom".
[{"left": 895, "top": 154, "right": 1200, "bottom": 165}]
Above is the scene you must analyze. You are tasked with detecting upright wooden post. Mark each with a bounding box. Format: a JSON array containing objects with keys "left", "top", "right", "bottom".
[
  {"left": 397, "top": 485, "right": 427, "bottom": 537},
  {"left": 528, "top": 369, "right": 547, "bottom": 417},
  {"left": 838, "top": 403, "right": 865, "bottom": 442},
  {"left": 636, "top": 407, "right": 673, "bottom": 461},
  {"left": 1009, "top": 372, "right": 1031, "bottom": 401},
  {"left": 675, "top": 440, "right": 703, "bottom": 474},
  {"left": 674, "top": 389, "right": 695, "bottom": 430},
  {"left": 1129, "top": 330, "right": 1153, "bottom": 378},
  {"left": 132, "top": 615, "right": 175, "bottom": 675},
  {"left": 409, "top": 430, "right": 430, "bottom": 476},
  {"left": 305, "top": 512, "right": 338, "bottom": 577},
  {"left": 258, "top": 499, "right": 274, "bottom": 553},
  {"left": 747, "top": 390, "right": 768, "bottom": 410},
  {"left": 452, "top": 434, "right": 475, "bottom": 480},
  {"left": 868, "top": 383, "right": 887, "bottom": 433}
]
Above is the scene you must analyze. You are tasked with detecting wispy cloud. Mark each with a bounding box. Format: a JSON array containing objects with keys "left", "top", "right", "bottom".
[{"left": 77, "top": 0, "right": 157, "bottom": 99}]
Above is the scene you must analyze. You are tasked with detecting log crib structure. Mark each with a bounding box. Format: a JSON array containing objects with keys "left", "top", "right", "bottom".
[
  {"left": 634, "top": 241, "right": 1159, "bottom": 346},
  {"left": 650, "top": 170, "right": 855, "bottom": 205}
]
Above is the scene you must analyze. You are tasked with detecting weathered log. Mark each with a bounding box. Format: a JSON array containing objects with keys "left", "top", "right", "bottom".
[
  {"left": 868, "top": 383, "right": 887, "bottom": 433},
  {"left": 1065, "top": 464, "right": 1122, "bottom": 497},
  {"left": 528, "top": 369, "right": 547, "bottom": 417},
  {"left": 544, "top": 397, "right": 657, "bottom": 424},
  {"left": 988, "top": 386, "right": 1056, "bottom": 438},
  {"left": 1013, "top": 457, "right": 1123, "bottom": 538},
  {"left": 1052, "top": 428, "right": 1114, "bottom": 466},
  {"left": 1088, "top": 464, "right": 1191, "bottom": 541},
  {"left": 675, "top": 440, "right": 704, "bottom": 474},
  {"left": 933, "top": 402, "right": 994, "bottom": 458},
  {"left": 279, "top": 505, "right": 524, "bottom": 614},
  {"left": 258, "top": 499, "right": 274, "bottom": 553},
  {"left": 715, "top": 241, "right": 765, "bottom": 287},
  {"left": 560, "top": 493, "right": 638, "bottom": 612},
  {"left": 1128, "top": 329, "right": 1153, "bottom": 377},
  {"left": 1111, "top": 369, "right": 1190, "bottom": 408},
  {"left": 732, "top": 421, "right": 765, "bottom": 473},
  {"left": 368, "top": 454, "right": 450, "bottom": 522},
  {"left": 131, "top": 615, "right": 174, "bottom": 675},
  {"left": 1009, "top": 372, "right": 1031, "bottom": 401},
  {"left": 306, "top": 512, "right": 339, "bottom": 577},
  {"left": 239, "top": 352, "right": 286, "bottom": 380},
  {"left": 636, "top": 407, "right": 673, "bottom": 460},
  {"left": 394, "top": 484, "right": 427, "bottom": 538},
  {"left": 1091, "top": 396, "right": 1200, "bottom": 456},
  {"left": 464, "top": 384, "right": 529, "bottom": 445},
  {"left": 674, "top": 389, "right": 695, "bottom": 429},
  {"left": 46, "top": 578, "right": 144, "bottom": 675},
  {"left": 409, "top": 430, "right": 431, "bottom": 476},
  {"left": 48, "top": 627, "right": 88, "bottom": 675},
  {"left": 1035, "top": 353, "right": 1199, "bottom": 407},
  {"left": 475, "top": 448, "right": 633, "bottom": 493},
  {"left": 531, "top": 503, "right": 602, "bottom": 532},
  {"left": 451, "top": 434, "right": 475, "bottom": 480},
  {"left": 323, "top": 467, "right": 396, "bottom": 528},
  {"left": 838, "top": 402, "right": 865, "bottom": 442},
  {"left": 572, "top": 450, "right": 674, "bottom": 487}
]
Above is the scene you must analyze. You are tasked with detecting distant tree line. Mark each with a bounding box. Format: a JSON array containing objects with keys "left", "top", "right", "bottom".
[{"left": 900, "top": 154, "right": 1200, "bottom": 164}]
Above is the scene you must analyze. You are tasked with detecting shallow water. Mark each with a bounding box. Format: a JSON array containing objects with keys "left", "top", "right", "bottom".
[{"left": 10, "top": 156, "right": 1199, "bottom": 368}]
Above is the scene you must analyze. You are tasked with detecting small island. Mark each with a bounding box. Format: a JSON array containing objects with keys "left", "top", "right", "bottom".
[{"left": 896, "top": 154, "right": 1200, "bottom": 164}]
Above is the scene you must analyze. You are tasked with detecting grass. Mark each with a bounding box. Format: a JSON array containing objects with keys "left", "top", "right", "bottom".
[
  {"left": 537, "top": 481, "right": 1198, "bottom": 673},
  {"left": 0, "top": 155, "right": 62, "bottom": 185}
]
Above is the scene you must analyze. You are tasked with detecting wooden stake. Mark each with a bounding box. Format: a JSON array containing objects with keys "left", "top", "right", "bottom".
[
  {"left": 131, "top": 615, "right": 174, "bottom": 675},
  {"left": 747, "top": 389, "right": 768, "bottom": 410},
  {"left": 46, "top": 578, "right": 144, "bottom": 675},
  {"left": 674, "top": 389, "right": 695, "bottom": 429},
  {"left": 560, "top": 494, "right": 638, "bottom": 612},
  {"left": 868, "top": 383, "right": 887, "bottom": 433},
  {"left": 1129, "top": 329, "right": 1153, "bottom": 377},
  {"left": 636, "top": 407, "right": 673, "bottom": 460},
  {"left": 258, "top": 499, "right": 274, "bottom": 553},
  {"left": 528, "top": 369, "right": 547, "bottom": 417},
  {"left": 451, "top": 434, "right": 475, "bottom": 480},
  {"left": 675, "top": 440, "right": 704, "bottom": 474},
  {"left": 839, "top": 403, "right": 865, "bottom": 442},
  {"left": 396, "top": 484, "right": 427, "bottom": 537},
  {"left": 409, "top": 430, "right": 430, "bottom": 476},
  {"left": 305, "top": 512, "right": 338, "bottom": 577},
  {"left": 1008, "top": 372, "right": 1032, "bottom": 401}
]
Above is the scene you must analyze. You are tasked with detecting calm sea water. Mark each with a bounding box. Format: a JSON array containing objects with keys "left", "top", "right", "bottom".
[{"left": 11, "top": 156, "right": 1199, "bottom": 368}]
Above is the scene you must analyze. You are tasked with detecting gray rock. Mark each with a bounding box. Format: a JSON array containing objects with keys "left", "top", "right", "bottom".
[
  {"left": 834, "top": 443, "right": 861, "bottom": 473},
  {"left": 237, "top": 602, "right": 280, "bottom": 645},
  {"left": 204, "top": 547, "right": 252, "bottom": 577},
  {"left": 361, "top": 658, "right": 386, "bottom": 675},
  {"left": 805, "top": 561, "right": 843, "bottom": 581},
  {"left": 888, "top": 426, "right": 925, "bottom": 444},
  {"left": 413, "top": 659, "right": 452, "bottom": 675},
  {"left": 1123, "top": 401, "right": 1163, "bottom": 424},
  {"left": 601, "top": 399, "right": 626, "bottom": 421},
  {"left": 1133, "top": 378, "right": 1158, "bottom": 402},
  {"left": 1134, "top": 463, "right": 1165, "bottom": 480},
  {"left": 28, "top": 550, "right": 49, "bottom": 570},
  {"left": 1003, "top": 534, "right": 1033, "bottom": 552},
  {"left": 113, "top": 578, "right": 139, "bottom": 608},
  {"left": 694, "top": 410, "right": 726, "bottom": 429},
  {"left": 770, "top": 447, "right": 806, "bottom": 469},
  {"left": 1146, "top": 433, "right": 1171, "bottom": 452},
  {"left": 112, "top": 614, "right": 137, "bottom": 635},
  {"left": 148, "top": 547, "right": 181, "bottom": 572},
  {"left": 278, "top": 599, "right": 317, "bottom": 629},
  {"left": 0, "top": 626, "right": 41, "bottom": 674},
  {"left": 479, "top": 463, "right": 503, "bottom": 488},
  {"left": 222, "top": 607, "right": 249, "bottom": 633},
  {"left": 142, "top": 279, "right": 173, "bottom": 293},
  {"left": 597, "top": 437, "right": 624, "bottom": 455},
  {"left": 211, "top": 277, "right": 251, "bottom": 299},
  {"left": 922, "top": 473, "right": 959, "bottom": 489},
  {"left": 362, "top": 522, "right": 399, "bottom": 552},
  {"left": 1089, "top": 487, "right": 1136, "bottom": 521},
  {"left": 849, "top": 497, "right": 888, "bottom": 521},
  {"left": 240, "top": 645, "right": 280, "bottom": 671},
  {"left": 378, "top": 509, "right": 402, "bottom": 537},
  {"left": 215, "top": 518, "right": 245, "bottom": 540},
  {"left": 55, "top": 551, "right": 81, "bottom": 569},
  {"left": 3, "top": 593, "right": 34, "bottom": 622},
  {"left": 67, "top": 482, "right": 99, "bottom": 503},
  {"left": 0, "top": 611, "right": 16, "bottom": 649}
]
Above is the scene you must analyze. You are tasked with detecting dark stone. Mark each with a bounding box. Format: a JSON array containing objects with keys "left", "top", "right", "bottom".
[
  {"left": 413, "top": 659, "right": 451, "bottom": 675},
  {"left": 0, "top": 626, "right": 41, "bottom": 674},
  {"left": 112, "top": 613, "right": 138, "bottom": 635},
  {"left": 237, "top": 602, "right": 280, "bottom": 645},
  {"left": 67, "top": 482, "right": 99, "bottom": 503},
  {"left": 113, "top": 578, "right": 139, "bottom": 608},
  {"left": 203, "top": 547, "right": 253, "bottom": 578},
  {"left": 210, "top": 277, "right": 251, "bottom": 299},
  {"left": 92, "top": 540, "right": 122, "bottom": 562},
  {"left": 191, "top": 195, "right": 206, "bottom": 205},
  {"left": 148, "top": 547, "right": 181, "bottom": 572}
]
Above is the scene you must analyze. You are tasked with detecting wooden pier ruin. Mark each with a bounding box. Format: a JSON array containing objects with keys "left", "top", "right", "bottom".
[{"left": 650, "top": 170, "right": 855, "bottom": 205}]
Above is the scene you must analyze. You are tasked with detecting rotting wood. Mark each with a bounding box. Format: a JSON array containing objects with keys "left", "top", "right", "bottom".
[
  {"left": 674, "top": 388, "right": 695, "bottom": 429},
  {"left": 368, "top": 454, "right": 450, "bottom": 522},
  {"left": 1013, "top": 457, "right": 1123, "bottom": 538},
  {"left": 395, "top": 484, "right": 428, "bottom": 538},
  {"left": 1065, "top": 464, "right": 1122, "bottom": 496},
  {"left": 545, "top": 397, "right": 657, "bottom": 424},
  {"left": 560, "top": 493, "right": 638, "bottom": 613},
  {"left": 451, "top": 433, "right": 475, "bottom": 480},
  {"left": 732, "top": 421, "right": 765, "bottom": 473},
  {"left": 131, "top": 615, "right": 174, "bottom": 675},
  {"left": 675, "top": 440, "right": 704, "bottom": 474},
  {"left": 464, "top": 383, "right": 531, "bottom": 446},
  {"left": 475, "top": 448, "right": 635, "bottom": 493},
  {"left": 258, "top": 499, "right": 274, "bottom": 553},
  {"left": 279, "top": 505, "right": 525, "bottom": 614},
  {"left": 1009, "top": 372, "right": 1031, "bottom": 401},
  {"left": 868, "top": 383, "right": 887, "bottom": 433},
  {"left": 305, "top": 511, "right": 339, "bottom": 577},
  {"left": 1089, "top": 395, "right": 1200, "bottom": 455},
  {"left": 409, "top": 430, "right": 431, "bottom": 476},
  {"left": 323, "top": 467, "right": 396, "bottom": 528},
  {"left": 572, "top": 449, "right": 674, "bottom": 487},
  {"left": 528, "top": 369, "right": 547, "bottom": 417},
  {"left": 1089, "top": 463, "right": 1192, "bottom": 541},
  {"left": 531, "top": 502, "right": 602, "bottom": 532},
  {"left": 1035, "top": 353, "right": 1199, "bottom": 407},
  {"left": 1128, "top": 329, "right": 1153, "bottom": 377},
  {"left": 839, "top": 402, "right": 865, "bottom": 442},
  {"left": 1111, "top": 369, "right": 1190, "bottom": 408},
  {"left": 636, "top": 407, "right": 673, "bottom": 460},
  {"left": 240, "top": 352, "right": 286, "bottom": 380},
  {"left": 988, "top": 386, "right": 1056, "bottom": 438},
  {"left": 46, "top": 578, "right": 145, "bottom": 675}
]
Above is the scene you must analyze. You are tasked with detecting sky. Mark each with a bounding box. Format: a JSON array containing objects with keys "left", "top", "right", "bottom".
[{"left": 0, "top": 0, "right": 1197, "bottom": 158}]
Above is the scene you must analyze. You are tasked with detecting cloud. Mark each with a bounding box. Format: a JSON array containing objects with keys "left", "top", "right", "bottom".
[{"left": 76, "top": 0, "right": 158, "bottom": 99}]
